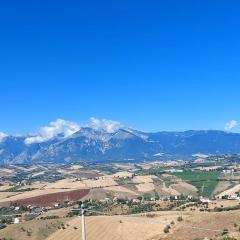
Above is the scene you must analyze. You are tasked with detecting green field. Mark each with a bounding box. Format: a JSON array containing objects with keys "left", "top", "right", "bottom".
[{"left": 172, "top": 170, "right": 221, "bottom": 197}]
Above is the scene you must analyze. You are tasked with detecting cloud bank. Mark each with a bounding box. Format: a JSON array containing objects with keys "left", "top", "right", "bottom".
[
  {"left": 25, "top": 119, "right": 80, "bottom": 144},
  {"left": 24, "top": 118, "right": 125, "bottom": 144},
  {"left": 87, "top": 117, "right": 124, "bottom": 133},
  {"left": 225, "top": 120, "right": 238, "bottom": 131}
]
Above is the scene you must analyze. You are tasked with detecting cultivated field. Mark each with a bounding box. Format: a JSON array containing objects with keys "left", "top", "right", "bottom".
[
  {"left": 47, "top": 212, "right": 188, "bottom": 240},
  {"left": 173, "top": 170, "right": 221, "bottom": 197},
  {"left": 11, "top": 189, "right": 90, "bottom": 207},
  {"left": 0, "top": 162, "right": 240, "bottom": 240},
  {"left": 217, "top": 184, "right": 240, "bottom": 198},
  {"left": 160, "top": 210, "right": 240, "bottom": 240},
  {"left": 0, "top": 218, "right": 67, "bottom": 240},
  {"left": 171, "top": 182, "right": 198, "bottom": 196}
]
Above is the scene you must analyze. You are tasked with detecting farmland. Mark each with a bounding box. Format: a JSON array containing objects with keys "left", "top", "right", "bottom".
[
  {"left": 0, "top": 158, "right": 240, "bottom": 240},
  {"left": 172, "top": 170, "right": 221, "bottom": 197},
  {"left": 46, "top": 212, "right": 190, "bottom": 240},
  {"left": 0, "top": 218, "right": 67, "bottom": 240},
  {"left": 10, "top": 189, "right": 90, "bottom": 207}
]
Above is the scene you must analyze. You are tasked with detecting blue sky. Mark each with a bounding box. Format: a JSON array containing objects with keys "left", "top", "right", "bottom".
[{"left": 0, "top": 0, "right": 240, "bottom": 134}]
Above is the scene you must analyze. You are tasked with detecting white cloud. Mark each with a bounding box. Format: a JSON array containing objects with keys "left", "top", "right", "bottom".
[
  {"left": 0, "top": 132, "right": 8, "bottom": 142},
  {"left": 225, "top": 120, "right": 238, "bottom": 131},
  {"left": 87, "top": 117, "right": 124, "bottom": 133},
  {"left": 25, "top": 119, "right": 80, "bottom": 144}
]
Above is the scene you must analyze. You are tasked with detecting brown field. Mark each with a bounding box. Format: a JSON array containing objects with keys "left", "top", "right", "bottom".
[
  {"left": 160, "top": 210, "right": 240, "bottom": 240},
  {"left": 1, "top": 209, "right": 239, "bottom": 240},
  {"left": 217, "top": 183, "right": 240, "bottom": 198},
  {"left": 136, "top": 182, "right": 155, "bottom": 192},
  {"left": 82, "top": 186, "right": 138, "bottom": 200},
  {"left": 44, "top": 177, "right": 117, "bottom": 190},
  {"left": 161, "top": 182, "right": 180, "bottom": 196},
  {"left": 10, "top": 189, "right": 89, "bottom": 207},
  {"left": 0, "top": 184, "right": 13, "bottom": 191},
  {"left": 46, "top": 212, "right": 188, "bottom": 240},
  {"left": 109, "top": 171, "right": 133, "bottom": 178},
  {"left": 103, "top": 185, "right": 138, "bottom": 195},
  {"left": 81, "top": 188, "right": 109, "bottom": 200},
  {"left": 0, "top": 189, "right": 73, "bottom": 204},
  {"left": 213, "top": 180, "right": 233, "bottom": 196},
  {"left": 171, "top": 182, "right": 198, "bottom": 196},
  {"left": 132, "top": 175, "right": 156, "bottom": 184},
  {"left": 0, "top": 191, "right": 21, "bottom": 200},
  {"left": 208, "top": 199, "right": 240, "bottom": 209},
  {"left": 0, "top": 218, "right": 67, "bottom": 240},
  {"left": 19, "top": 182, "right": 47, "bottom": 190}
]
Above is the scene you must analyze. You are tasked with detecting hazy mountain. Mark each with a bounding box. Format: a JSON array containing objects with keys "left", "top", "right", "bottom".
[{"left": 1, "top": 127, "right": 240, "bottom": 165}]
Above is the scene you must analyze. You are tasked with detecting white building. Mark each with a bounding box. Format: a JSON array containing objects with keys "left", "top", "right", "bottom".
[{"left": 200, "top": 196, "right": 211, "bottom": 203}]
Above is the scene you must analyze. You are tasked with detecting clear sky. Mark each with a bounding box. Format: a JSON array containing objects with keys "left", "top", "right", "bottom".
[{"left": 0, "top": 0, "right": 240, "bottom": 134}]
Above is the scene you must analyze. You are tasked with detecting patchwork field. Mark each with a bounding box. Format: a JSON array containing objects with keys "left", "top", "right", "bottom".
[
  {"left": 0, "top": 168, "right": 237, "bottom": 208},
  {"left": 0, "top": 162, "right": 240, "bottom": 240}
]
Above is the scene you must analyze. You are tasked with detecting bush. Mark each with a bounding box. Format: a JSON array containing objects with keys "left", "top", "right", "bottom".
[
  {"left": 146, "top": 213, "right": 155, "bottom": 218},
  {"left": 177, "top": 216, "right": 183, "bottom": 222},
  {"left": 163, "top": 225, "right": 171, "bottom": 233},
  {"left": 222, "top": 229, "right": 229, "bottom": 235},
  {"left": 27, "top": 229, "right": 32, "bottom": 237},
  {"left": 222, "top": 236, "right": 237, "bottom": 240}
]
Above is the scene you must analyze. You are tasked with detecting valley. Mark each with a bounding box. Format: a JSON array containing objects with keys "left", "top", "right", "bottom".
[{"left": 0, "top": 155, "right": 240, "bottom": 240}]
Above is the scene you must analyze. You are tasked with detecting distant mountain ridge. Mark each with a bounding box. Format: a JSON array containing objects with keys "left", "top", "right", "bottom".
[{"left": 1, "top": 126, "right": 240, "bottom": 165}]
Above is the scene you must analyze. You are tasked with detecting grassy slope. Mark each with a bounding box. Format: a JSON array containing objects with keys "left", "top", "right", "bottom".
[
  {"left": 0, "top": 218, "right": 66, "bottom": 240},
  {"left": 172, "top": 170, "right": 221, "bottom": 197}
]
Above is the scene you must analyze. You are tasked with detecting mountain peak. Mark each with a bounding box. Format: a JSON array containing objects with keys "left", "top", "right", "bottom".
[{"left": 2, "top": 119, "right": 240, "bottom": 165}]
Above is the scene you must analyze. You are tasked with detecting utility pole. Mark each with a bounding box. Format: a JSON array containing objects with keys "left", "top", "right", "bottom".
[
  {"left": 81, "top": 204, "right": 86, "bottom": 240},
  {"left": 70, "top": 204, "right": 112, "bottom": 240}
]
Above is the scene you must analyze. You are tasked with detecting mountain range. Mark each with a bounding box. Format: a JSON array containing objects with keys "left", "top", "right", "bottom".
[{"left": 1, "top": 121, "right": 240, "bottom": 165}]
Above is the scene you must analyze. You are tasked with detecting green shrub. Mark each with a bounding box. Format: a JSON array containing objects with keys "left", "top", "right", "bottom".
[
  {"left": 222, "top": 229, "right": 229, "bottom": 235},
  {"left": 177, "top": 216, "right": 183, "bottom": 222},
  {"left": 222, "top": 236, "right": 237, "bottom": 240}
]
